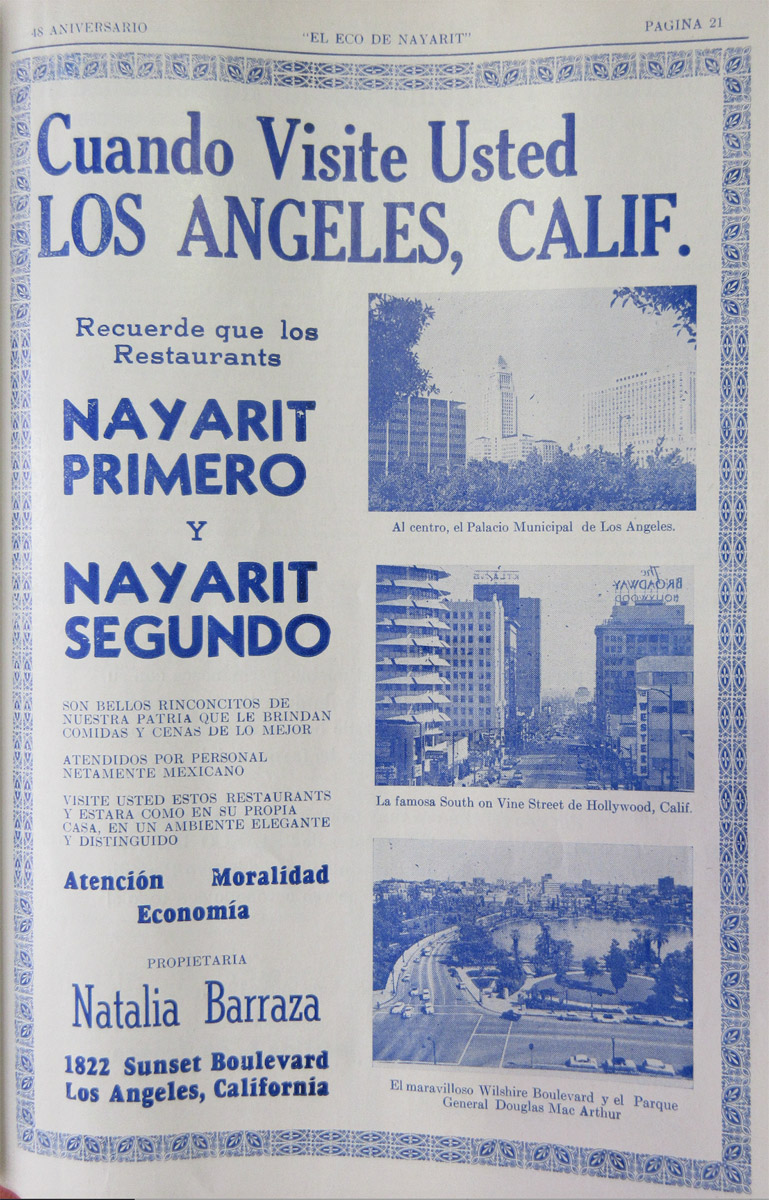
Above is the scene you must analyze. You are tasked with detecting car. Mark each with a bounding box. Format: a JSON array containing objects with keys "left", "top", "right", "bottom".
[
  {"left": 640, "top": 1058, "right": 676, "bottom": 1076},
  {"left": 592, "top": 1011, "right": 622, "bottom": 1023},
  {"left": 422, "top": 1003, "right": 435, "bottom": 1015},
  {"left": 409, "top": 987, "right": 419, "bottom": 996},
  {"left": 585, "top": 780, "right": 602, "bottom": 789},
  {"left": 401, "top": 1005, "right": 415, "bottom": 1019},
  {"left": 557, "top": 1012, "right": 580, "bottom": 1021},
  {"left": 602, "top": 1056, "right": 637, "bottom": 1074},
  {"left": 402, "top": 974, "right": 411, "bottom": 983},
  {"left": 391, "top": 1002, "right": 404, "bottom": 1015},
  {"left": 421, "top": 989, "right": 431, "bottom": 1001},
  {"left": 657, "top": 1015, "right": 679, "bottom": 1026},
  {"left": 566, "top": 1055, "right": 599, "bottom": 1070}
]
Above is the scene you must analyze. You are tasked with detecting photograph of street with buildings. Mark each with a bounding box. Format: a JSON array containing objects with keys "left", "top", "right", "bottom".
[
  {"left": 368, "top": 287, "right": 696, "bottom": 511},
  {"left": 373, "top": 838, "right": 693, "bottom": 1083},
  {"left": 375, "top": 565, "right": 694, "bottom": 792}
]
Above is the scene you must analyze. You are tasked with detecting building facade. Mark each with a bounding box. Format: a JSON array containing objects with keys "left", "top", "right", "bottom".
[
  {"left": 468, "top": 355, "right": 561, "bottom": 466},
  {"left": 472, "top": 580, "right": 541, "bottom": 719},
  {"left": 447, "top": 599, "right": 509, "bottom": 748},
  {"left": 375, "top": 566, "right": 452, "bottom": 785},
  {"left": 635, "top": 654, "right": 695, "bottom": 790},
  {"left": 516, "top": 597, "right": 542, "bottom": 715},
  {"left": 370, "top": 393, "right": 466, "bottom": 478},
  {"left": 534, "top": 439, "right": 560, "bottom": 463},
  {"left": 476, "top": 354, "right": 518, "bottom": 444},
  {"left": 581, "top": 367, "right": 696, "bottom": 463},
  {"left": 594, "top": 602, "right": 694, "bottom": 728}
]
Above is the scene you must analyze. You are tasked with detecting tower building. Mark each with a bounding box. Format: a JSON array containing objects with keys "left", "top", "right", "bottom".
[
  {"left": 594, "top": 602, "right": 694, "bottom": 728},
  {"left": 375, "top": 566, "right": 452, "bottom": 785}
]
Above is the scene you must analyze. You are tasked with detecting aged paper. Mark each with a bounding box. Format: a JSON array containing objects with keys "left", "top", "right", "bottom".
[{"left": 1, "top": 2, "right": 766, "bottom": 1197}]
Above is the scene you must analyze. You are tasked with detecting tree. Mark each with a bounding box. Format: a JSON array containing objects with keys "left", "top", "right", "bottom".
[
  {"left": 582, "top": 955, "right": 601, "bottom": 1013},
  {"left": 368, "top": 294, "right": 435, "bottom": 427},
  {"left": 627, "top": 928, "right": 655, "bottom": 973},
  {"left": 533, "top": 922, "right": 553, "bottom": 973},
  {"left": 369, "top": 448, "right": 695, "bottom": 512},
  {"left": 648, "top": 942, "right": 693, "bottom": 1016},
  {"left": 604, "top": 939, "right": 629, "bottom": 995},
  {"left": 509, "top": 927, "right": 521, "bottom": 966},
  {"left": 552, "top": 938, "right": 574, "bottom": 986},
  {"left": 495, "top": 951, "right": 525, "bottom": 997},
  {"left": 611, "top": 285, "right": 697, "bottom": 343},
  {"left": 653, "top": 925, "right": 670, "bottom": 964}
]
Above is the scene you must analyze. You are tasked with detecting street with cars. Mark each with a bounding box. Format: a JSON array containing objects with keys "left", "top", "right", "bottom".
[{"left": 373, "top": 937, "right": 692, "bottom": 1081}]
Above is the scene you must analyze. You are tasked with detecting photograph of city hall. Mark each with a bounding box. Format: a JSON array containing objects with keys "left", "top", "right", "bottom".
[
  {"left": 368, "top": 287, "right": 696, "bottom": 512},
  {"left": 375, "top": 565, "right": 694, "bottom": 792}
]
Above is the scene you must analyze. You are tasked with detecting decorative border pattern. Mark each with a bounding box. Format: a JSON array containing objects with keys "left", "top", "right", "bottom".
[{"left": 9, "top": 42, "right": 750, "bottom": 1191}]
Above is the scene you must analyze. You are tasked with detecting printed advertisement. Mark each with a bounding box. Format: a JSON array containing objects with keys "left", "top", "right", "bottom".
[{"left": 1, "top": 2, "right": 766, "bottom": 1198}]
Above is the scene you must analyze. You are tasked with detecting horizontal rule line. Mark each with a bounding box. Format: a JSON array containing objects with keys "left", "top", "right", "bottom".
[{"left": 12, "top": 34, "right": 751, "bottom": 59}]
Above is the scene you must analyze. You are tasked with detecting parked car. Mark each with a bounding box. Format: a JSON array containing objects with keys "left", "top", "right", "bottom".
[
  {"left": 640, "top": 1058, "right": 676, "bottom": 1076},
  {"left": 391, "top": 1002, "right": 404, "bottom": 1015},
  {"left": 402, "top": 1005, "right": 415, "bottom": 1019},
  {"left": 602, "top": 1056, "right": 637, "bottom": 1074},
  {"left": 566, "top": 1054, "right": 599, "bottom": 1070},
  {"left": 422, "top": 1003, "right": 435, "bottom": 1015}
]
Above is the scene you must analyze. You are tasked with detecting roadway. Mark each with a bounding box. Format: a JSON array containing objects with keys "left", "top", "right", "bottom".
[
  {"left": 373, "top": 942, "right": 692, "bottom": 1081},
  {"left": 513, "top": 751, "right": 591, "bottom": 790}
]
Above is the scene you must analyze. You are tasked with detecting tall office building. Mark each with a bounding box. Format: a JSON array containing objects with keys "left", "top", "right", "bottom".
[
  {"left": 635, "top": 655, "right": 694, "bottom": 790},
  {"left": 472, "top": 581, "right": 541, "bottom": 718},
  {"left": 481, "top": 355, "right": 518, "bottom": 441},
  {"left": 447, "top": 599, "right": 509, "bottom": 740},
  {"left": 516, "top": 597, "right": 542, "bottom": 714},
  {"left": 369, "top": 393, "right": 466, "bottom": 478},
  {"left": 469, "top": 356, "right": 537, "bottom": 463},
  {"left": 594, "top": 603, "right": 694, "bottom": 728},
  {"left": 468, "top": 355, "right": 561, "bottom": 465},
  {"left": 375, "top": 566, "right": 452, "bottom": 785},
  {"left": 581, "top": 367, "right": 696, "bottom": 463}
]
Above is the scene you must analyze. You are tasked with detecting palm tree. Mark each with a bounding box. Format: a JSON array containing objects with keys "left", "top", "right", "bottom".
[
  {"left": 509, "top": 927, "right": 521, "bottom": 967},
  {"left": 653, "top": 926, "right": 670, "bottom": 964}
]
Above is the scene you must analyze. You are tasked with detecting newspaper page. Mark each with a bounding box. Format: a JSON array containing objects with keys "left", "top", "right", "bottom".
[{"left": 1, "top": 1, "right": 767, "bottom": 1197}]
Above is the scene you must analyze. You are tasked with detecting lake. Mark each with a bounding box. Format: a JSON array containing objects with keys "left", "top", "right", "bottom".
[{"left": 494, "top": 916, "right": 691, "bottom": 962}]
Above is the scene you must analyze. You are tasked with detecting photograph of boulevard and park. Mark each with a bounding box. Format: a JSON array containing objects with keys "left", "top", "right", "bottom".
[
  {"left": 375, "top": 564, "right": 694, "bottom": 793},
  {"left": 373, "top": 838, "right": 693, "bottom": 1083},
  {"left": 368, "top": 286, "right": 696, "bottom": 511}
]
